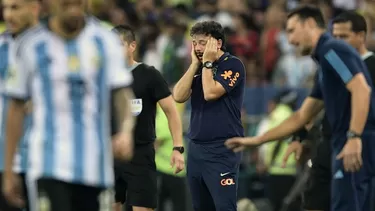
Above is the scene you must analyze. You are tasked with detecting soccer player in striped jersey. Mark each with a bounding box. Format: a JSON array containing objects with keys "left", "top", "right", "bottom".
[
  {"left": 0, "top": 0, "right": 40, "bottom": 210},
  {"left": 2, "top": 0, "right": 135, "bottom": 210}
]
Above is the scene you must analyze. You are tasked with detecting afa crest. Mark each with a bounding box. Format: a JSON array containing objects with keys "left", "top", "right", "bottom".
[
  {"left": 130, "top": 99, "right": 143, "bottom": 116},
  {"left": 68, "top": 56, "right": 80, "bottom": 72},
  {"left": 6, "top": 66, "right": 17, "bottom": 85},
  {"left": 212, "top": 66, "right": 218, "bottom": 76}
]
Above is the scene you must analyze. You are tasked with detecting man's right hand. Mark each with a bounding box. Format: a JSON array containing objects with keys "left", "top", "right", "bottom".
[
  {"left": 225, "top": 136, "right": 263, "bottom": 152},
  {"left": 112, "top": 132, "right": 133, "bottom": 161},
  {"left": 282, "top": 141, "right": 303, "bottom": 168},
  {"left": 2, "top": 172, "right": 24, "bottom": 208}
]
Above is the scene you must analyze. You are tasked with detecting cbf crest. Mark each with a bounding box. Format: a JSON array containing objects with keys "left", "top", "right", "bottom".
[
  {"left": 212, "top": 66, "right": 218, "bottom": 76},
  {"left": 130, "top": 99, "right": 143, "bottom": 116}
]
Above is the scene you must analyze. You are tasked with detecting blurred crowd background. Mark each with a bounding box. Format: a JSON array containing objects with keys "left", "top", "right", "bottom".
[{"left": 2, "top": 0, "right": 375, "bottom": 210}]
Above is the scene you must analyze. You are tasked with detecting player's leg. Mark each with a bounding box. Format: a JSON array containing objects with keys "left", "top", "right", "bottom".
[
  {"left": 267, "top": 174, "right": 298, "bottom": 211},
  {"left": 303, "top": 138, "right": 331, "bottom": 211},
  {"left": 113, "top": 159, "right": 128, "bottom": 211},
  {"left": 36, "top": 178, "right": 72, "bottom": 211},
  {"left": 165, "top": 173, "right": 187, "bottom": 211},
  {"left": 127, "top": 167, "right": 157, "bottom": 211},
  {"left": 71, "top": 183, "right": 110, "bottom": 211},
  {"left": 125, "top": 144, "right": 157, "bottom": 211},
  {"left": 157, "top": 172, "right": 169, "bottom": 211},
  {"left": 187, "top": 141, "right": 216, "bottom": 211},
  {"left": 113, "top": 169, "right": 127, "bottom": 211},
  {"left": 19, "top": 173, "right": 30, "bottom": 211},
  {"left": 201, "top": 143, "right": 241, "bottom": 211}
]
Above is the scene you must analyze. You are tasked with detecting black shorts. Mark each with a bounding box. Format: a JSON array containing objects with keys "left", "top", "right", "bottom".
[
  {"left": 114, "top": 143, "right": 157, "bottom": 208},
  {"left": 35, "top": 178, "right": 110, "bottom": 211},
  {"left": 0, "top": 172, "right": 29, "bottom": 211},
  {"left": 303, "top": 136, "right": 331, "bottom": 211}
]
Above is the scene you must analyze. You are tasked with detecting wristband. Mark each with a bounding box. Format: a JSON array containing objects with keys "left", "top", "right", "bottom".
[{"left": 293, "top": 127, "right": 308, "bottom": 142}]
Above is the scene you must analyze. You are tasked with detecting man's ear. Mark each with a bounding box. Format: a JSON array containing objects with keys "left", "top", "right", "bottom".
[
  {"left": 130, "top": 41, "right": 137, "bottom": 53},
  {"left": 357, "top": 31, "right": 366, "bottom": 42},
  {"left": 217, "top": 39, "right": 223, "bottom": 50}
]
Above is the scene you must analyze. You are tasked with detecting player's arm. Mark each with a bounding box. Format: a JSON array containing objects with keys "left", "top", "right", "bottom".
[
  {"left": 291, "top": 74, "right": 322, "bottom": 142},
  {"left": 258, "top": 97, "right": 324, "bottom": 144},
  {"left": 155, "top": 107, "right": 169, "bottom": 150},
  {"left": 202, "top": 58, "right": 245, "bottom": 101},
  {"left": 151, "top": 67, "right": 184, "bottom": 147},
  {"left": 159, "top": 96, "right": 183, "bottom": 147},
  {"left": 258, "top": 77, "right": 324, "bottom": 144},
  {"left": 112, "top": 88, "right": 135, "bottom": 134},
  {"left": 106, "top": 33, "right": 135, "bottom": 134},
  {"left": 3, "top": 51, "right": 31, "bottom": 177},
  {"left": 4, "top": 99, "right": 26, "bottom": 175},
  {"left": 172, "top": 62, "right": 200, "bottom": 103},
  {"left": 106, "top": 33, "right": 136, "bottom": 160},
  {"left": 324, "top": 49, "right": 371, "bottom": 134}
]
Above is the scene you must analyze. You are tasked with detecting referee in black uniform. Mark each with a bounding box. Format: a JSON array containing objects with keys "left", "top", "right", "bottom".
[
  {"left": 282, "top": 11, "right": 375, "bottom": 211},
  {"left": 112, "top": 25, "right": 185, "bottom": 211}
]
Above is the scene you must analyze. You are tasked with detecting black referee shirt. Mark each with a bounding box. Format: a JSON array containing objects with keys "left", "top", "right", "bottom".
[{"left": 112, "top": 63, "right": 171, "bottom": 145}]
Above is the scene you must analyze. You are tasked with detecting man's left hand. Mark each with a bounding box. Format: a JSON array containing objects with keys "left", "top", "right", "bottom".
[
  {"left": 202, "top": 37, "right": 218, "bottom": 63},
  {"left": 336, "top": 137, "right": 362, "bottom": 172},
  {"left": 170, "top": 150, "right": 185, "bottom": 174}
]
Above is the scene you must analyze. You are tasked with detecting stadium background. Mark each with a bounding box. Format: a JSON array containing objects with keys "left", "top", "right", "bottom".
[{"left": 1, "top": 0, "right": 375, "bottom": 210}]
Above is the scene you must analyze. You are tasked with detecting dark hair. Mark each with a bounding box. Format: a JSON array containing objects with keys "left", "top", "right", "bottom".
[
  {"left": 287, "top": 5, "right": 326, "bottom": 29},
  {"left": 112, "top": 25, "right": 136, "bottom": 43},
  {"left": 332, "top": 11, "right": 367, "bottom": 33},
  {"left": 190, "top": 21, "right": 226, "bottom": 50}
]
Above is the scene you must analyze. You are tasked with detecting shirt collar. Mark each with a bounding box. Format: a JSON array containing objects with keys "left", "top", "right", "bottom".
[
  {"left": 312, "top": 32, "right": 331, "bottom": 61},
  {"left": 214, "top": 52, "right": 230, "bottom": 65},
  {"left": 362, "top": 51, "right": 374, "bottom": 60},
  {"left": 128, "top": 62, "right": 141, "bottom": 71}
]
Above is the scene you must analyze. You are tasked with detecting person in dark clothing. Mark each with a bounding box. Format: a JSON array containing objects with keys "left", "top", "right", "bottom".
[
  {"left": 282, "top": 11, "right": 375, "bottom": 211},
  {"left": 173, "top": 21, "right": 246, "bottom": 211},
  {"left": 226, "top": 7, "right": 375, "bottom": 211}
]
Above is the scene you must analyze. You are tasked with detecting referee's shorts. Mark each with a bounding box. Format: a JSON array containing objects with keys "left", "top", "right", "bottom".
[{"left": 114, "top": 143, "right": 158, "bottom": 209}]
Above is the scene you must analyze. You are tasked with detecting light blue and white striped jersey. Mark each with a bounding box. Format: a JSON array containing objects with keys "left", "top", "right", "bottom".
[
  {"left": 5, "top": 18, "right": 133, "bottom": 188},
  {"left": 0, "top": 32, "right": 31, "bottom": 173}
]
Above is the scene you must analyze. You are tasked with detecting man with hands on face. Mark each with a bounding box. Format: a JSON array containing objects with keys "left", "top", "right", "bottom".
[
  {"left": 226, "top": 6, "right": 375, "bottom": 211},
  {"left": 173, "top": 21, "right": 246, "bottom": 211}
]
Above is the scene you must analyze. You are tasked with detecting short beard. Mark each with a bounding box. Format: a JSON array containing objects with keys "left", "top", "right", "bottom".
[
  {"left": 301, "top": 46, "right": 313, "bottom": 56},
  {"left": 60, "top": 17, "right": 85, "bottom": 34}
]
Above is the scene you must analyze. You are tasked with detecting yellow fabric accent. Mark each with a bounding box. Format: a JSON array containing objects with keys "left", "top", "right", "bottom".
[
  {"left": 0, "top": 23, "right": 6, "bottom": 33},
  {"left": 165, "top": 0, "right": 192, "bottom": 6},
  {"left": 99, "top": 21, "right": 113, "bottom": 30},
  {"left": 264, "top": 104, "right": 297, "bottom": 175}
]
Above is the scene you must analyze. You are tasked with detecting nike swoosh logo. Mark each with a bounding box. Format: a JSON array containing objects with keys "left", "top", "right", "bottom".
[
  {"left": 220, "top": 172, "right": 230, "bottom": 177},
  {"left": 194, "top": 74, "right": 201, "bottom": 78}
]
